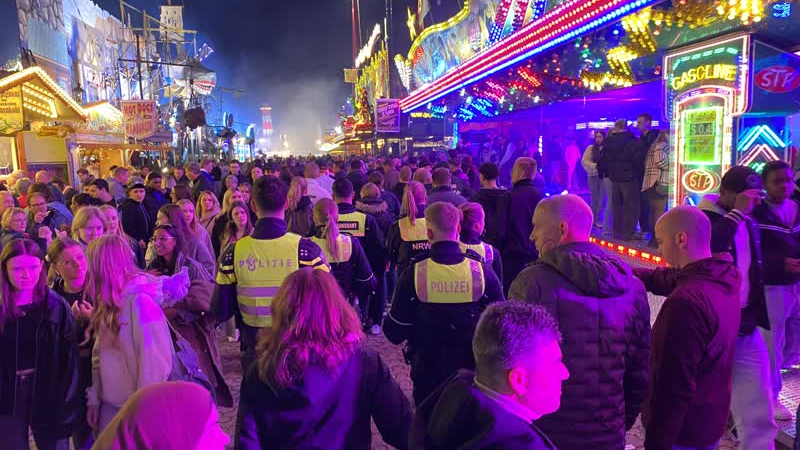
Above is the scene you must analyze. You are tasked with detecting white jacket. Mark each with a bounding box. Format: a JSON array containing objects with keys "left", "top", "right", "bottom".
[
  {"left": 581, "top": 144, "right": 599, "bottom": 177},
  {"left": 87, "top": 275, "right": 173, "bottom": 408}
]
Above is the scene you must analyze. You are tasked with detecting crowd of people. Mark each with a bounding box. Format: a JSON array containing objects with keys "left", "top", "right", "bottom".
[{"left": 0, "top": 142, "right": 798, "bottom": 450}]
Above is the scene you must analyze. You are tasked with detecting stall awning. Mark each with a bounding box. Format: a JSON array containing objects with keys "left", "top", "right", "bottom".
[
  {"left": 78, "top": 142, "right": 174, "bottom": 152},
  {"left": 0, "top": 67, "right": 87, "bottom": 121}
]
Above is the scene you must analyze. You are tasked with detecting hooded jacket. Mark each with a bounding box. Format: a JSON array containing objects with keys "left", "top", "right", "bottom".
[
  {"left": 0, "top": 290, "right": 79, "bottom": 440},
  {"left": 508, "top": 241, "right": 650, "bottom": 450},
  {"left": 356, "top": 196, "right": 393, "bottom": 243},
  {"left": 698, "top": 194, "right": 768, "bottom": 335},
  {"left": 236, "top": 348, "right": 412, "bottom": 450},
  {"left": 635, "top": 258, "right": 741, "bottom": 450},
  {"left": 410, "top": 370, "right": 556, "bottom": 450},
  {"left": 87, "top": 276, "right": 173, "bottom": 408}
]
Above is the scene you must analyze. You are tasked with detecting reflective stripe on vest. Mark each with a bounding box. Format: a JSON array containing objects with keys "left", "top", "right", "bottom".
[
  {"left": 414, "top": 258, "right": 485, "bottom": 303},
  {"left": 459, "top": 242, "right": 493, "bottom": 264},
  {"left": 233, "top": 233, "right": 301, "bottom": 328},
  {"left": 338, "top": 212, "right": 366, "bottom": 237},
  {"left": 310, "top": 234, "right": 353, "bottom": 263}
]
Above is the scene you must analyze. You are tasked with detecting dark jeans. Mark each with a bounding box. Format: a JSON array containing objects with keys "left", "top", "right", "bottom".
[
  {"left": 367, "top": 273, "right": 387, "bottom": 327},
  {"left": 639, "top": 177, "right": 651, "bottom": 233},
  {"left": 0, "top": 373, "right": 70, "bottom": 450},
  {"left": 73, "top": 355, "right": 93, "bottom": 449},
  {"left": 611, "top": 180, "right": 640, "bottom": 239}
]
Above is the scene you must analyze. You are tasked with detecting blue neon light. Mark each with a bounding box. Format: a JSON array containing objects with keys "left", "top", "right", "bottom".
[
  {"left": 738, "top": 125, "right": 786, "bottom": 151},
  {"left": 404, "top": 0, "right": 657, "bottom": 112},
  {"left": 773, "top": 2, "right": 792, "bottom": 18}
]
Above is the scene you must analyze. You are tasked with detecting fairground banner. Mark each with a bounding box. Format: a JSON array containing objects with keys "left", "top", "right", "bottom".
[
  {"left": 375, "top": 98, "right": 400, "bottom": 133},
  {"left": 121, "top": 100, "right": 157, "bottom": 139}
]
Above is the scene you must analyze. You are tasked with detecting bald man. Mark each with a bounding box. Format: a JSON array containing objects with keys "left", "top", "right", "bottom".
[
  {"left": 508, "top": 194, "right": 650, "bottom": 450},
  {"left": 384, "top": 201, "right": 504, "bottom": 405},
  {"left": 634, "top": 206, "right": 741, "bottom": 450}
]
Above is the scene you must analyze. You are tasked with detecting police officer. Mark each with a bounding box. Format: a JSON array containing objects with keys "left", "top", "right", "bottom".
[
  {"left": 458, "top": 202, "right": 503, "bottom": 287},
  {"left": 213, "top": 175, "right": 329, "bottom": 369},
  {"left": 386, "top": 181, "right": 430, "bottom": 277},
  {"left": 384, "top": 201, "right": 505, "bottom": 405},
  {"left": 333, "top": 178, "right": 384, "bottom": 325}
]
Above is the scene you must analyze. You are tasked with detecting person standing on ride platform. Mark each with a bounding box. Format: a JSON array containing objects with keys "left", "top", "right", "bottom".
[
  {"left": 333, "top": 179, "right": 384, "bottom": 320},
  {"left": 212, "top": 176, "right": 330, "bottom": 371},
  {"left": 384, "top": 201, "right": 504, "bottom": 405},
  {"left": 387, "top": 181, "right": 431, "bottom": 277}
]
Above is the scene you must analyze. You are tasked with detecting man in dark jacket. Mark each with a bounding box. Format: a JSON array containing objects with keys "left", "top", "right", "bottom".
[
  {"left": 143, "top": 172, "right": 167, "bottom": 230},
  {"left": 634, "top": 206, "right": 740, "bottom": 450},
  {"left": 471, "top": 162, "right": 507, "bottom": 248},
  {"left": 120, "top": 183, "right": 152, "bottom": 249},
  {"left": 368, "top": 171, "right": 400, "bottom": 219},
  {"left": 604, "top": 119, "right": 643, "bottom": 240},
  {"left": 500, "top": 157, "right": 544, "bottom": 295},
  {"left": 427, "top": 168, "right": 466, "bottom": 208},
  {"left": 697, "top": 165, "right": 777, "bottom": 450},
  {"left": 508, "top": 194, "right": 650, "bottom": 450},
  {"left": 410, "top": 301, "right": 565, "bottom": 450},
  {"left": 186, "top": 161, "right": 214, "bottom": 201}
]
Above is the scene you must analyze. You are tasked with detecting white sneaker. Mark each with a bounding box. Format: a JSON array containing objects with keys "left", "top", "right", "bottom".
[
  {"left": 775, "top": 401, "right": 793, "bottom": 421},
  {"left": 369, "top": 325, "right": 381, "bottom": 336}
]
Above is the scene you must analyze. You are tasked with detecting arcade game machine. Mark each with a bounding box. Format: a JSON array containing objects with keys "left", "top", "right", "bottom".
[{"left": 665, "top": 32, "right": 800, "bottom": 207}]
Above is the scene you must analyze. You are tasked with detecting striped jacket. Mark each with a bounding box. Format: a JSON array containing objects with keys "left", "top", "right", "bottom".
[{"left": 753, "top": 199, "right": 800, "bottom": 286}]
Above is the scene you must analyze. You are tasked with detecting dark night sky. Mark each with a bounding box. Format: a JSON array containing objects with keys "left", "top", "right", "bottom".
[{"left": 0, "top": 0, "right": 389, "bottom": 151}]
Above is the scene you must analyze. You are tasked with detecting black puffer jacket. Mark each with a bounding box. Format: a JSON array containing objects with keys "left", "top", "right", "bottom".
[
  {"left": 602, "top": 130, "right": 641, "bottom": 182},
  {"left": 470, "top": 188, "right": 507, "bottom": 247},
  {"left": 120, "top": 198, "right": 152, "bottom": 244},
  {"left": 286, "top": 195, "right": 314, "bottom": 237},
  {"left": 0, "top": 290, "right": 79, "bottom": 439},
  {"left": 508, "top": 241, "right": 650, "bottom": 450}
]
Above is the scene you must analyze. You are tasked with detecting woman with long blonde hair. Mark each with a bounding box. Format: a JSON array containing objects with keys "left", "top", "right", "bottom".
[
  {"left": 310, "top": 198, "right": 374, "bottom": 302},
  {"left": 221, "top": 201, "right": 254, "bottom": 250},
  {"left": 211, "top": 189, "right": 245, "bottom": 257},
  {"left": 285, "top": 176, "right": 313, "bottom": 237},
  {"left": 71, "top": 206, "right": 108, "bottom": 248},
  {"left": 236, "top": 268, "right": 411, "bottom": 450},
  {"left": 99, "top": 204, "right": 145, "bottom": 268},
  {"left": 386, "top": 181, "right": 430, "bottom": 274},
  {"left": 85, "top": 235, "right": 174, "bottom": 435},
  {"left": 196, "top": 190, "right": 221, "bottom": 236}
]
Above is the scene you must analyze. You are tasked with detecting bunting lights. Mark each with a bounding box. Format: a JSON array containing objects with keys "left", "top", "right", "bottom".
[{"left": 400, "top": 0, "right": 659, "bottom": 112}]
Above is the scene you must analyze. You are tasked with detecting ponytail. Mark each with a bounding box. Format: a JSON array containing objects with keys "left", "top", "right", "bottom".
[
  {"left": 403, "top": 181, "right": 426, "bottom": 225},
  {"left": 324, "top": 215, "right": 342, "bottom": 261},
  {"left": 313, "top": 198, "right": 342, "bottom": 261}
]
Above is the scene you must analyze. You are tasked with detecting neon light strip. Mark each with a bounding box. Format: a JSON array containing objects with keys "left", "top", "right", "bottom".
[
  {"left": 588, "top": 237, "right": 666, "bottom": 266},
  {"left": 355, "top": 24, "right": 382, "bottom": 68},
  {"left": 0, "top": 67, "right": 86, "bottom": 118},
  {"left": 401, "top": 0, "right": 657, "bottom": 112},
  {"left": 739, "top": 144, "right": 781, "bottom": 167},
  {"left": 738, "top": 125, "right": 787, "bottom": 150},
  {"left": 405, "top": 2, "right": 472, "bottom": 63}
]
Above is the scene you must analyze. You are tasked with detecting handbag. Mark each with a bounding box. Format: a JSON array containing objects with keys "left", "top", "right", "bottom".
[{"left": 165, "top": 319, "right": 217, "bottom": 404}]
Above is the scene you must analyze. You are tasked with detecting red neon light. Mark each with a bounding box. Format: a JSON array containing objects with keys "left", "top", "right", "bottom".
[
  {"left": 589, "top": 237, "right": 667, "bottom": 266},
  {"left": 400, "top": 0, "right": 653, "bottom": 111}
]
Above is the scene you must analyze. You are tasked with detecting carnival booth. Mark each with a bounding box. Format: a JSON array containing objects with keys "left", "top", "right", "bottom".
[
  {"left": 665, "top": 33, "right": 800, "bottom": 206},
  {"left": 0, "top": 67, "right": 87, "bottom": 183}
]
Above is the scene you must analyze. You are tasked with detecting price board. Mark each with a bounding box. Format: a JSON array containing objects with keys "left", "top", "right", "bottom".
[{"left": 682, "top": 107, "right": 722, "bottom": 165}]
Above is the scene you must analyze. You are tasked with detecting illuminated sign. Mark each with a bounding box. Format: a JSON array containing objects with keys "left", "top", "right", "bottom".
[
  {"left": 682, "top": 168, "right": 721, "bottom": 194},
  {"left": 670, "top": 64, "right": 737, "bottom": 90},
  {"left": 411, "top": 112, "right": 433, "bottom": 118},
  {"left": 682, "top": 106, "right": 723, "bottom": 165},
  {"left": 754, "top": 66, "right": 800, "bottom": 93},
  {"left": 0, "top": 87, "right": 23, "bottom": 135}
]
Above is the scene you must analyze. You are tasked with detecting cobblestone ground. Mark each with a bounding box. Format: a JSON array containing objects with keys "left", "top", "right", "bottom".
[{"left": 216, "top": 333, "right": 739, "bottom": 450}]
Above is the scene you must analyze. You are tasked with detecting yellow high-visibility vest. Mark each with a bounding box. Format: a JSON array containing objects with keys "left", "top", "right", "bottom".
[
  {"left": 338, "top": 212, "right": 367, "bottom": 237},
  {"left": 310, "top": 234, "right": 353, "bottom": 264},
  {"left": 233, "top": 233, "right": 301, "bottom": 328},
  {"left": 399, "top": 217, "right": 427, "bottom": 242},
  {"left": 414, "top": 258, "right": 485, "bottom": 304},
  {"left": 459, "top": 242, "right": 493, "bottom": 264}
]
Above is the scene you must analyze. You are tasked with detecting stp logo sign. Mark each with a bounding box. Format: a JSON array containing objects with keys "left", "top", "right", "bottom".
[
  {"left": 682, "top": 168, "right": 721, "bottom": 194},
  {"left": 755, "top": 66, "right": 800, "bottom": 93}
]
